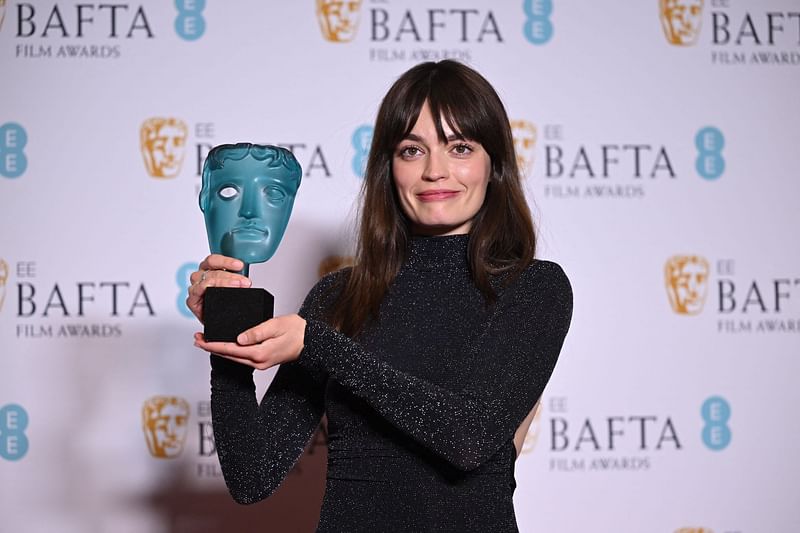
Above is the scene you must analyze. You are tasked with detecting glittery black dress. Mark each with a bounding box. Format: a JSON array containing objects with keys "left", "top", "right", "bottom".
[{"left": 210, "top": 235, "right": 572, "bottom": 532}]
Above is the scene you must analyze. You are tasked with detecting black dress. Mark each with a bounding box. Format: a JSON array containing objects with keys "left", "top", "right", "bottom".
[{"left": 210, "top": 234, "right": 573, "bottom": 532}]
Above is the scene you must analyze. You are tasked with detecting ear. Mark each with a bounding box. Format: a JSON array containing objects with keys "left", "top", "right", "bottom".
[{"left": 199, "top": 168, "right": 210, "bottom": 212}]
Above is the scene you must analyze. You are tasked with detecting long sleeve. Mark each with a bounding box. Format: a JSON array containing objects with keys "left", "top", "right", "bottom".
[
  {"left": 298, "top": 261, "right": 572, "bottom": 471},
  {"left": 209, "top": 276, "right": 337, "bottom": 504}
]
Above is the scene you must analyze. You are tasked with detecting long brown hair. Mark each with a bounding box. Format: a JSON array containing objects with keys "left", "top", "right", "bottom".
[{"left": 331, "top": 60, "right": 536, "bottom": 336}]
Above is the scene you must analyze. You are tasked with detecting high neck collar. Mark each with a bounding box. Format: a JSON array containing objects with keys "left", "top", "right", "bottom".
[{"left": 406, "top": 234, "right": 470, "bottom": 271}]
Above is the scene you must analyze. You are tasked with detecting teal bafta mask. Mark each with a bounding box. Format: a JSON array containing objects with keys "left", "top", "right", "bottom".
[{"left": 199, "top": 144, "right": 302, "bottom": 273}]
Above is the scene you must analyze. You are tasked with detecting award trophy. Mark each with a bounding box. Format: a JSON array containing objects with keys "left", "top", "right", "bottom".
[{"left": 199, "top": 143, "right": 302, "bottom": 342}]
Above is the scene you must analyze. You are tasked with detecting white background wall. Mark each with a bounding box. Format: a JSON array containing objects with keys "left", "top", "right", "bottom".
[{"left": 2, "top": 1, "right": 799, "bottom": 532}]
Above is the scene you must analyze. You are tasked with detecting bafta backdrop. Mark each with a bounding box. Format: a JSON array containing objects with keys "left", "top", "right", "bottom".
[{"left": 2, "top": 1, "right": 798, "bottom": 532}]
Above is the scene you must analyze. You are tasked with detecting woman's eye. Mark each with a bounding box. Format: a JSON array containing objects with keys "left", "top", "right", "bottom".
[
  {"left": 218, "top": 186, "right": 238, "bottom": 199},
  {"left": 399, "top": 146, "right": 422, "bottom": 158},
  {"left": 266, "top": 186, "right": 287, "bottom": 202},
  {"left": 452, "top": 143, "right": 473, "bottom": 155}
]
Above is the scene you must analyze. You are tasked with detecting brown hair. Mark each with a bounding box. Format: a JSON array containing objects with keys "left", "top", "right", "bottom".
[{"left": 331, "top": 60, "right": 536, "bottom": 336}]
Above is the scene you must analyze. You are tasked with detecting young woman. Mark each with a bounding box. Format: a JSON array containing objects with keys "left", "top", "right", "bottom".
[{"left": 188, "top": 60, "right": 573, "bottom": 532}]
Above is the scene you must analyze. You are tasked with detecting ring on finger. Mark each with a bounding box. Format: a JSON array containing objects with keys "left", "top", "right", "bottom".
[{"left": 200, "top": 270, "right": 208, "bottom": 283}]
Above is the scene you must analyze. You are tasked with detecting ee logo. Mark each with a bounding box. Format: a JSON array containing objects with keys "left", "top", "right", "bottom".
[
  {"left": 1, "top": 404, "right": 29, "bottom": 461},
  {"left": 0, "top": 122, "right": 28, "bottom": 179},
  {"left": 176, "top": 262, "right": 199, "bottom": 318},
  {"left": 701, "top": 396, "right": 731, "bottom": 451},
  {"left": 351, "top": 125, "right": 373, "bottom": 178},
  {"left": 523, "top": 0, "right": 553, "bottom": 45},
  {"left": 695, "top": 126, "right": 725, "bottom": 180},
  {"left": 175, "top": 0, "right": 206, "bottom": 41}
]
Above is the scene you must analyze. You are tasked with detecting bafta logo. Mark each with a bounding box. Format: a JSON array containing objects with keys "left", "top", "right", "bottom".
[
  {"left": 660, "top": 0, "right": 704, "bottom": 46},
  {"left": 318, "top": 255, "right": 355, "bottom": 278},
  {"left": 317, "top": 0, "right": 362, "bottom": 43},
  {"left": 142, "top": 396, "right": 190, "bottom": 459},
  {"left": 140, "top": 117, "right": 188, "bottom": 178},
  {"left": 520, "top": 400, "right": 543, "bottom": 455},
  {"left": 0, "top": 259, "right": 8, "bottom": 312},
  {"left": 665, "top": 255, "right": 710, "bottom": 315},
  {"left": 510, "top": 120, "right": 538, "bottom": 178}
]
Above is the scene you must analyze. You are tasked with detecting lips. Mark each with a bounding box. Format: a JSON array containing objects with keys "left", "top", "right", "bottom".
[
  {"left": 416, "top": 190, "right": 460, "bottom": 202},
  {"left": 231, "top": 224, "right": 268, "bottom": 240}
]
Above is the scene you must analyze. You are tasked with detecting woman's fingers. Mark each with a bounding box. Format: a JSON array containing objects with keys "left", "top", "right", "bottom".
[
  {"left": 198, "top": 254, "right": 244, "bottom": 273},
  {"left": 188, "top": 270, "right": 250, "bottom": 293},
  {"left": 185, "top": 255, "right": 251, "bottom": 323},
  {"left": 191, "top": 256, "right": 250, "bottom": 288},
  {"left": 194, "top": 332, "right": 279, "bottom": 370},
  {"left": 193, "top": 315, "right": 307, "bottom": 370},
  {"left": 236, "top": 320, "right": 279, "bottom": 346},
  {"left": 185, "top": 272, "right": 248, "bottom": 317}
]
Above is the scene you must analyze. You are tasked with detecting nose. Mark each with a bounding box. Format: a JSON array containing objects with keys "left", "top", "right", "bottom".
[
  {"left": 238, "top": 187, "right": 261, "bottom": 219},
  {"left": 423, "top": 151, "right": 448, "bottom": 182}
]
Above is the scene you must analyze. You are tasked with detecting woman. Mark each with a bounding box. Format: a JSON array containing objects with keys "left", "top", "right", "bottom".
[{"left": 188, "top": 60, "right": 572, "bottom": 532}]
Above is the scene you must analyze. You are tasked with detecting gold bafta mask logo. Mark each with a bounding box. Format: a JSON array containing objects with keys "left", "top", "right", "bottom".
[
  {"left": 510, "top": 120, "right": 538, "bottom": 178},
  {"left": 142, "top": 396, "right": 190, "bottom": 459},
  {"left": 520, "top": 400, "right": 544, "bottom": 455},
  {"left": 316, "top": 0, "right": 362, "bottom": 43},
  {"left": 318, "top": 255, "right": 355, "bottom": 278},
  {"left": 665, "top": 255, "right": 710, "bottom": 315},
  {"left": 0, "top": 259, "right": 8, "bottom": 312},
  {"left": 140, "top": 117, "right": 188, "bottom": 178},
  {"left": 660, "top": 0, "right": 704, "bottom": 46}
]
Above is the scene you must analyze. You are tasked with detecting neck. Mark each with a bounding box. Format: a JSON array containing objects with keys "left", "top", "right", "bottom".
[{"left": 406, "top": 234, "right": 470, "bottom": 271}]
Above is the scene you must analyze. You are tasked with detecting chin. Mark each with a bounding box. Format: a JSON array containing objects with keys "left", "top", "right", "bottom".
[
  {"left": 414, "top": 218, "right": 471, "bottom": 235},
  {"left": 242, "top": 250, "right": 275, "bottom": 264},
  {"left": 235, "top": 243, "right": 277, "bottom": 265}
]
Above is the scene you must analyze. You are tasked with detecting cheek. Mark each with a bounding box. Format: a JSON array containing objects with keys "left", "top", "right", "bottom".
[
  {"left": 391, "top": 164, "right": 415, "bottom": 199},
  {"left": 209, "top": 202, "right": 237, "bottom": 222},
  {"left": 466, "top": 159, "right": 491, "bottom": 196}
]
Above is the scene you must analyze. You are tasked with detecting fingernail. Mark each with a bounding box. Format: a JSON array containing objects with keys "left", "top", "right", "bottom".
[{"left": 237, "top": 334, "right": 246, "bottom": 344}]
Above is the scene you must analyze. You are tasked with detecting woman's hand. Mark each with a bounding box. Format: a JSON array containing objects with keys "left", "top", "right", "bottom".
[
  {"left": 186, "top": 254, "right": 251, "bottom": 323},
  {"left": 194, "top": 314, "right": 307, "bottom": 371}
]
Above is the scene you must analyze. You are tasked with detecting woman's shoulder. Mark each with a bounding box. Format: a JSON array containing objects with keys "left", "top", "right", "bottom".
[
  {"left": 506, "top": 259, "right": 572, "bottom": 304},
  {"left": 313, "top": 266, "right": 351, "bottom": 291},
  {"left": 299, "top": 267, "right": 351, "bottom": 318},
  {"left": 521, "top": 259, "right": 570, "bottom": 286}
]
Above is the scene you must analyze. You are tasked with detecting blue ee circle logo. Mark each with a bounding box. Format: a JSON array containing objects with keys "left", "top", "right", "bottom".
[
  {"left": 176, "top": 262, "right": 199, "bottom": 317},
  {"left": 0, "top": 404, "right": 29, "bottom": 461},
  {"left": 701, "top": 396, "right": 731, "bottom": 451},
  {"left": 523, "top": 0, "right": 553, "bottom": 45},
  {"left": 175, "top": 0, "right": 206, "bottom": 41},
  {"left": 0, "top": 122, "right": 28, "bottom": 179},
  {"left": 695, "top": 126, "right": 725, "bottom": 180},
  {"left": 351, "top": 125, "right": 373, "bottom": 178}
]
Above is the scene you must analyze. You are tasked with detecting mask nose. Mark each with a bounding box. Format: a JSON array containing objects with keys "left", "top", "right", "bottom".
[{"left": 238, "top": 188, "right": 261, "bottom": 219}]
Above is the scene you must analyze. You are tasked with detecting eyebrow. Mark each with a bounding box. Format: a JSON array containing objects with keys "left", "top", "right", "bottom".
[{"left": 402, "top": 132, "right": 466, "bottom": 143}]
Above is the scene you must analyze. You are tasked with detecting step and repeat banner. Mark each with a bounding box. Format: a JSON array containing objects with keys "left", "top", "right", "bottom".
[{"left": 2, "top": 1, "right": 798, "bottom": 532}]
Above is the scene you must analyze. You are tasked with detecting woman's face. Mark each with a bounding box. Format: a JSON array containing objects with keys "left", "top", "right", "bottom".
[{"left": 392, "top": 101, "right": 491, "bottom": 236}]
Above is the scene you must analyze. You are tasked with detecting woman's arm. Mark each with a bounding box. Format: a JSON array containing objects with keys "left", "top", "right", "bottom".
[
  {"left": 207, "top": 272, "right": 339, "bottom": 504},
  {"left": 298, "top": 262, "right": 572, "bottom": 471},
  {"left": 199, "top": 262, "right": 572, "bottom": 473},
  {"left": 210, "top": 355, "right": 325, "bottom": 504}
]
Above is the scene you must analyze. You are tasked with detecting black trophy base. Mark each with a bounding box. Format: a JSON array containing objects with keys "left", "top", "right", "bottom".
[{"left": 203, "top": 287, "right": 274, "bottom": 342}]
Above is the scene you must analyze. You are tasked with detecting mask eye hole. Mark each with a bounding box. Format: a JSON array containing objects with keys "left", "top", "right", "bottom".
[
  {"left": 266, "top": 185, "right": 287, "bottom": 204},
  {"left": 218, "top": 186, "right": 238, "bottom": 199}
]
